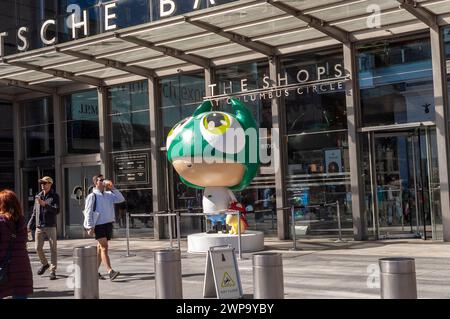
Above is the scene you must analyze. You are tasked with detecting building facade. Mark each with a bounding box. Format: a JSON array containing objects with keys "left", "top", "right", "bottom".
[{"left": 1, "top": 0, "right": 450, "bottom": 241}]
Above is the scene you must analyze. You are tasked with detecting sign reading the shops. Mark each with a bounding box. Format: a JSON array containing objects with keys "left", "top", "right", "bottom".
[
  {"left": 113, "top": 153, "right": 149, "bottom": 186},
  {"left": 0, "top": 0, "right": 234, "bottom": 56},
  {"left": 206, "top": 64, "right": 349, "bottom": 103}
]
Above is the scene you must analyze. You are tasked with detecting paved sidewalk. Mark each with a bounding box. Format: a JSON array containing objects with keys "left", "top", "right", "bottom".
[{"left": 28, "top": 237, "right": 450, "bottom": 299}]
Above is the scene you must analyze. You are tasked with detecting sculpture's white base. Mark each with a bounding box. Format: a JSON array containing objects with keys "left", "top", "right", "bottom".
[{"left": 187, "top": 230, "right": 265, "bottom": 253}]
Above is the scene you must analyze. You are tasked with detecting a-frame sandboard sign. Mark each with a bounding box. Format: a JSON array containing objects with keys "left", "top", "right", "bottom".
[{"left": 203, "top": 245, "right": 243, "bottom": 299}]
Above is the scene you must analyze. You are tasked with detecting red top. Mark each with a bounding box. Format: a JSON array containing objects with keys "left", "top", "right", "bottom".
[{"left": 0, "top": 215, "right": 33, "bottom": 298}]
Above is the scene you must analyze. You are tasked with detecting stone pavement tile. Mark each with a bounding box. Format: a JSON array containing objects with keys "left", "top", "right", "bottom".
[{"left": 27, "top": 238, "right": 450, "bottom": 299}]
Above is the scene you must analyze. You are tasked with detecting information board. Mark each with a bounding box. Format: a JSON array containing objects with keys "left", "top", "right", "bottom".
[{"left": 113, "top": 152, "right": 149, "bottom": 185}]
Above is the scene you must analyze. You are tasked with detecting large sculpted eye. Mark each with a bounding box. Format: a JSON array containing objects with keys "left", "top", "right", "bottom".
[
  {"left": 200, "top": 112, "right": 245, "bottom": 154},
  {"left": 203, "top": 113, "right": 231, "bottom": 135},
  {"left": 167, "top": 117, "right": 190, "bottom": 148}
]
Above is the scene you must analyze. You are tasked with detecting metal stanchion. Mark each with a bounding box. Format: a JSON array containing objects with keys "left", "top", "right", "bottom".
[
  {"left": 253, "top": 253, "right": 284, "bottom": 299},
  {"left": 237, "top": 210, "right": 242, "bottom": 260},
  {"left": 168, "top": 211, "right": 173, "bottom": 249},
  {"left": 154, "top": 249, "right": 183, "bottom": 299},
  {"left": 379, "top": 257, "right": 417, "bottom": 299},
  {"left": 123, "top": 212, "right": 135, "bottom": 257},
  {"left": 176, "top": 211, "right": 181, "bottom": 250},
  {"left": 335, "top": 201, "right": 345, "bottom": 243},
  {"left": 290, "top": 206, "right": 298, "bottom": 251},
  {"left": 73, "top": 246, "right": 99, "bottom": 299}
]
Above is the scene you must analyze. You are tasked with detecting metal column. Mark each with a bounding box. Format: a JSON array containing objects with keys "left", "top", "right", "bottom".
[
  {"left": 343, "top": 42, "right": 368, "bottom": 241},
  {"left": 53, "top": 93, "right": 64, "bottom": 237},
  {"left": 205, "top": 67, "right": 216, "bottom": 97},
  {"left": 368, "top": 132, "right": 379, "bottom": 239},
  {"left": 430, "top": 25, "right": 450, "bottom": 241},
  {"left": 12, "top": 101, "right": 23, "bottom": 201},
  {"left": 97, "top": 87, "right": 111, "bottom": 177},
  {"left": 148, "top": 77, "right": 167, "bottom": 240},
  {"left": 269, "top": 55, "right": 289, "bottom": 240}
]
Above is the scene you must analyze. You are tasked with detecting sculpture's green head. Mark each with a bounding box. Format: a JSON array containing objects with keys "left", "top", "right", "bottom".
[{"left": 167, "top": 98, "right": 260, "bottom": 191}]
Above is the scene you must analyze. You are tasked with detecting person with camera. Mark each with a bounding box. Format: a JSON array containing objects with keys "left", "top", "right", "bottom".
[
  {"left": 27, "top": 176, "right": 60, "bottom": 281},
  {"left": 84, "top": 174, "right": 125, "bottom": 281}
]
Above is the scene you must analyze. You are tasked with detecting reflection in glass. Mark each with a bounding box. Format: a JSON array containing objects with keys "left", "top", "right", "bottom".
[
  {"left": 23, "top": 97, "right": 53, "bottom": 126},
  {"left": 362, "top": 128, "right": 442, "bottom": 240},
  {"left": 115, "top": 189, "right": 153, "bottom": 237},
  {"left": 358, "top": 37, "right": 434, "bottom": 126},
  {"left": 63, "top": 90, "right": 99, "bottom": 154},
  {"left": 21, "top": 98, "right": 55, "bottom": 158},
  {"left": 282, "top": 49, "right": 347, "bottom": 135},
  {"left": 108, "top": 81, "right": 150, "bottom": 151},
  {"left": 160, "top": 73, "right": 205, "bottom": 143},
  {"left": 160, "top": 73, "right": 205, "bottom": 236},
  {"left": 24, "top": 125, "right": 55, "bottom": 159},
  {"left": 286, "top": 126, "right": 352, "bottom": 236},
  {"left": 0, "top": 103, "right": 14, "bottom": 189}
]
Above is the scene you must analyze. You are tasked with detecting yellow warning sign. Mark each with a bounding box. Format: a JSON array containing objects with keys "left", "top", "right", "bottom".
[{"left": 221, "top": 272, "right": 235, "bottom": 288}]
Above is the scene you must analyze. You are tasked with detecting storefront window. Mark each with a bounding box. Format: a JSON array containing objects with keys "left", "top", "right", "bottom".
[
  {"left": 444, "top": 27, "right": 450, "bottom": 60},
  {"left": 281, "top": 49, "right": 347, "bottom": 135},
  {"left": 358, "top": 36, "right": 434, "bottom": 126},
  {"left": 161, "top": 73, "right": 205, "bottom": 143},
  {"left": 21, "top": 97, "right": 54, "bottom": 158},
  {"left": 108, "top": 81, "right": 152, "bottom": 235},
  {"left": 0, "top": 102, "right": 14, "bottom": 190},
  {"left": 160, "top": 73, "right": 205, "bottom": 236},
  {"left": 108, "top": 81, "right": 150, "bottom": 152},
  {"left": 281, "top": 49, "right": 352, "bottom": 237},
  {"left": 215, "top": 61, "right": 276, "bottom": 235},
  {"left": 63, "top": 90, "right": 99, "bottom": 154}
]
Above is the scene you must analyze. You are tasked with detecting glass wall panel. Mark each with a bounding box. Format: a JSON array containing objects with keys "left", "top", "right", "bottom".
[
  {"left": 63, "top": 90, "right": 99, "bottom": 154},
  {"left": 281, "top": 49, "right": 352, "bottom": 237},
  {"left": 358, "top": 36, "right": 434, "bottom": 126},
  {"left": 108, "top": 81, "right": 150, "bottom": 152},
  {"left": 160, "top": 73, "right": 205, "bottom": 236},
  {"left": 215, "top": 61, "right": 276, "bottom": 235},
  {"left": 108, "top": 81, "right": 152, "bottom": 236},
  {"left": 0, "top": 103, "right": 14, "bottom": 190},
  {"left": 21, "top": 97, "right": 54, "bottom": 158}
]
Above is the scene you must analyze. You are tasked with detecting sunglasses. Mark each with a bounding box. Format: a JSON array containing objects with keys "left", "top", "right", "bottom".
[
  {"left": 40, "top": 182, "right": 49, "bottom": 185},
  {"left": 98, "top": 179, "right": 105, "bottom": 182}
]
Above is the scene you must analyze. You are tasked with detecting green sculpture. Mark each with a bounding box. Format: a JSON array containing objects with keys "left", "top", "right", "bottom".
[{"left": 166, "top": 98, "right": 260, "bottom": 232}]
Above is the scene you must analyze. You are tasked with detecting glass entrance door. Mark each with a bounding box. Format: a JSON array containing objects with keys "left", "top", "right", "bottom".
[
  {"left": 64, "top": 165, "right": 101, "bottom": 238},
  {"left": 368, "top": 127, "right": 441, "bottom": 239}
]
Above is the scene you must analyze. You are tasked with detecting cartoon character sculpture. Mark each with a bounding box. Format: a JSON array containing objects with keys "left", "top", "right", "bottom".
[{"left": 166, "top": 98, "right": 259, "bottom": 234}]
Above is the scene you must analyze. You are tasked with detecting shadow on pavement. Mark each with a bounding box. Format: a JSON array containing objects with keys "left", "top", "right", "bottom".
[{"left": 31, "top": 290, "right": 74, "bottom": 298}]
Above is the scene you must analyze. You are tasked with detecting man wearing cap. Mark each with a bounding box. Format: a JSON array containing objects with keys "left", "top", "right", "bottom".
[{"left": 27, "top": 176, "right": 60, "bottom": 280}]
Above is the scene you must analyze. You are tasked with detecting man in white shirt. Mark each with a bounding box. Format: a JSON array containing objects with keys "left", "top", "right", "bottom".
[{"left": 84, "top": 174, "right": 125, "bottom": 281}]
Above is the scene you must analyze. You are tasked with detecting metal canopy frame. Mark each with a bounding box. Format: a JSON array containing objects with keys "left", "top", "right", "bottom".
[
  {"left": 267, "top": 0, "right": 351, "bottom": 43},
  {"left": 0, "top": 0, "right": 449, "bottom": 97},
  {"left": 398, "top": 0, "right": 438, "bottom": 28},
  {"left": 119, "top": 35, "right": 212, "bottom": 68},
  {"left": 59, "top": 48, "right": 157, "bottom": 78},
  {"left": 184, "top": 18, "right": 277, "bottom": 56},
  {"left": 3, "top": 59, "right": 104, "bottom": 87}
]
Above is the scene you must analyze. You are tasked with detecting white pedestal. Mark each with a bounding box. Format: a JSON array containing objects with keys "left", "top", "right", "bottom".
[{"left": 187, "top": 230, "right": 265, "bottom": 253}]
